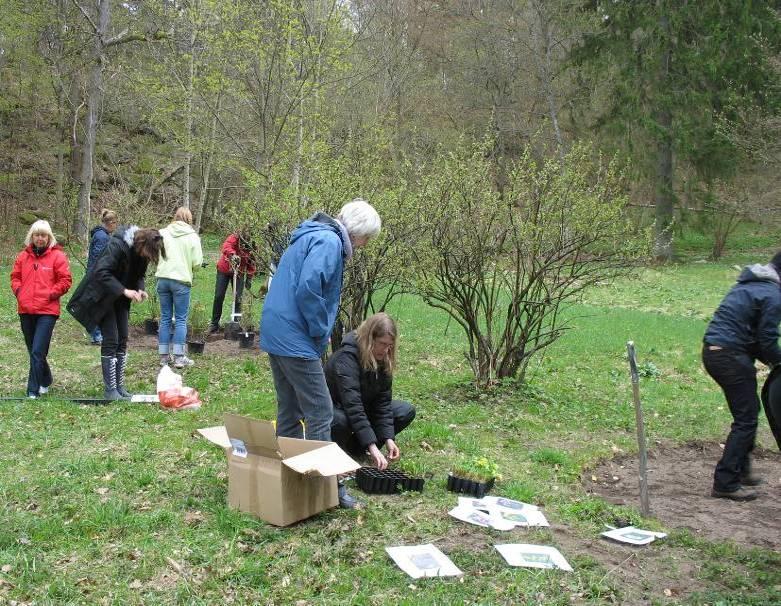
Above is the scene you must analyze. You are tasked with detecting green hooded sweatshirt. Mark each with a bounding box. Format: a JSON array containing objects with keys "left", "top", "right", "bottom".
[{"left": 155, "top": 221, "right": 204, "bottom": 285}]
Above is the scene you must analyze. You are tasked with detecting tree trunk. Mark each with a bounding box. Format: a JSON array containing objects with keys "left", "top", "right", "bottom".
[
  {"left": 182, "top": 25, "right": 197, "bottom": 209},
  {"left": 653, "top": 9, "right": 674, "bottom": 262},
  {"left": 195, "top": 94, "right": 221, "bottom": 233}
]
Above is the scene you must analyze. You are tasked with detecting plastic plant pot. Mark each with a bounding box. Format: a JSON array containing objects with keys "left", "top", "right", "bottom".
[
  {"left": 238, "top": 332, "right": 256, "bottom": 349},
  {"left": 446, "top": 473, "right": 495, "bottom": 498},
  {"left": 188, "top": 340, "right": 205, "bottom": 354},
  {"left": 355, "top": 467, "right": 426, "bottom": 494},
  {"left": 144, "top": 319, "right": 159, "bottom": 335}
]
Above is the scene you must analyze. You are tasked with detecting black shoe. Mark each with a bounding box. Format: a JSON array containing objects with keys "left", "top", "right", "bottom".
[
  {"left": 711, "top": 486, "right": 758, "bottom": 501},
  {"left": 338, "top": 483, "right": 360, "bottom": 509},
  {"left": 740, "top": 474, "right": 764, "bottom": 487},
  {"left": 207, "top": 323, "right": 220, "bottom": 334}
]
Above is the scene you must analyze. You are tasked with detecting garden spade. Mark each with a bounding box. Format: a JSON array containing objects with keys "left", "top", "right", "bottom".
[{"left": 627, "top": 341, "right": 651, "bottom": 517}]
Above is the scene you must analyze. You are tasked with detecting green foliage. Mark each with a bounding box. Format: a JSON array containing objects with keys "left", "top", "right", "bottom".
[
  {"left": 413, "top": 137, "right": 651, "bottom": 385},
  {"left": 188, "top": 302, "right": 210, "bottom": 337},
  {"left": 451, "top": 455, "right": 501, "bottom": 483}
]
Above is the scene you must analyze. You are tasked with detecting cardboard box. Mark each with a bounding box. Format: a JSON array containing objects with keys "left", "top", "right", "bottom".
[{"left": 198, "top": 414, "right": 361, "bottom": 526}]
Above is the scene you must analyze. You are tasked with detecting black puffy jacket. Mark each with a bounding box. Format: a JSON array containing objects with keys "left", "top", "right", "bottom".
[
  {"left": 704, "top": 263, "right": 781, "bottom": 366},
  {"left": 67, "top": 225, "right": 149, "bottom": 332},
  {"left": 324, "top": 331, "right": 394, "bottom": 449}
]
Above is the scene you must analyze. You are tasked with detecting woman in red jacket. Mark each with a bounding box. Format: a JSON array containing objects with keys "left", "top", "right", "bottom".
[
  {"left": 10, "top": 220, "right": 73, "bottom": 399},
  {"left": 208, "top": 232, "right": 257, "bottom": 332}
]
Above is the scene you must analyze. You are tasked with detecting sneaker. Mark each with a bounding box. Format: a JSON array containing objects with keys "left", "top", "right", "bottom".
[
  {"left": 710, "top": 486, "right": 758, "bottom": 501},
  {"left": 160, "top": 355, "right": 171, "bottom": 367},
  {"left": 174, "top": 355, "right": 195, "bottom": 369},
  {"left": 27, "top": 393, "right": 38, "bottom": 399},
  {"left": 338, "top": 483, "right": 360, "bottom": 509},
  {"left": 38, "top": 386, "right": 49, "bottom": 395}
]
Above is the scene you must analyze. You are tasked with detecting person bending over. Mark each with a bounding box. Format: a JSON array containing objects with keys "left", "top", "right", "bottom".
[
  {"left": 68, "top": 226, "right": 165, "bottom": 401},
  {"left": 703, "top": 251, "right": 781, "bottom": 501},
  {"left": 260, "top": 199, "right": 381, "bottom": 508}
]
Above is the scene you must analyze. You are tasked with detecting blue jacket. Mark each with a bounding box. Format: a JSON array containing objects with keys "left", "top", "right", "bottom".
[
  {"left": 260, "top": 213, "right": 348, "bottom": 359},
  {"left": 704, "top": 263, "right": 781, "bottom": 366},
  {"left": 87, "top": 225, "right": 111, "bottom": 273}
]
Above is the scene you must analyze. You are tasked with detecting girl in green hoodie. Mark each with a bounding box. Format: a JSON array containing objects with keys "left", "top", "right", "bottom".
[{"left": 155, "top": 207, "right": 203, "bottom": 368}]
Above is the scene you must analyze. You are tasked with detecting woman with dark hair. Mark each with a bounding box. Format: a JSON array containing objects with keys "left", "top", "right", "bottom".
[
  {"left": 86, "top": 208, "right": 119, "bottom": 345},
  {"left": 10, "top": 220, "right": 73, "bottom": 398},
  {"left": 68, "top": 226, "right": 165, "bottom": 401},
  {"left": 325, "top": 312, "right": 416, "bottom": 507}
]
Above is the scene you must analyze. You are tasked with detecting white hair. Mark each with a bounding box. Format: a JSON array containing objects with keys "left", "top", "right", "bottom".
[
  {"left": 337, "top": 199, "right": 381, "bottom": 239},
  {"left": 24, "top": 219, "right": 56, "bottom": 247}
]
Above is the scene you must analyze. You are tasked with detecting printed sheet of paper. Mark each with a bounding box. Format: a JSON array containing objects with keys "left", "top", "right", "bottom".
[
  {"left": 448, "top": 505, "right": 515, "bottom": 531},
  {"left": 494, "top": 544, "right": 573, "bottom": 572},
  {"left": 455, "top": 496, "right": 549, "bottom": 528},
  {"left": 385, "top": 544, "right": 463, "bottom": 579},
  {"left": 601, "top": 526, "right": 667, "bottom": 546}
]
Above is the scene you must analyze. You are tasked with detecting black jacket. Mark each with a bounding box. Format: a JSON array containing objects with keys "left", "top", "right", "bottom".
[
  {"left": 324, "top": 331, "right": 394, "bottom": 449},
  {"left": 704, "top": 263, "right": 781, "bottom": 366},
  {"left": 67, "top": 225, "right": 148, "bottom": 332}
]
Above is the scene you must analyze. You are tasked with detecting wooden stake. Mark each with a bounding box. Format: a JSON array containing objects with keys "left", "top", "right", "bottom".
[{"left": 627, "top": 341, "right": 651, "bottom": 517}]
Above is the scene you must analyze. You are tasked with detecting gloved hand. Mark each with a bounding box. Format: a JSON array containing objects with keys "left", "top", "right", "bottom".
[{"left": 230, "top": 254, "right": 241, "bottom": 264}]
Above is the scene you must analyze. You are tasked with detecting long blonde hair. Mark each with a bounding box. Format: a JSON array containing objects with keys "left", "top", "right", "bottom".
[
  {"left": 355, "top": 312, "right": 397, "bottom": 375},
  {"left": 24, "top": 219, "right": 56, "bottom": 247}
]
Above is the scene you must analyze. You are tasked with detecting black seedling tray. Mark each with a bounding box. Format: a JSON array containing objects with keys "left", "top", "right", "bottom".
[
  {"left": 446, "top": 473, "right": 495, "bottom": 498},
  {"left": 355, "top": 467, "right": 425, "bottom": 494}
]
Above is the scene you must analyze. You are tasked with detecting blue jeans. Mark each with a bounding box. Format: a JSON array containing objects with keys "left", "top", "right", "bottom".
[
  {"left": 157, "top": 278, "right": 191, "bottom": 356},
  {"left": 19, "top": 314, "right": 57, "bottom": 396},
  {"left": 268, "top": 354, "right": 333, "bottom": 441}
]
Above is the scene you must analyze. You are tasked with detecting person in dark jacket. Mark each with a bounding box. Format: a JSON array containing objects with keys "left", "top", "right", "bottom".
[
  {"left": 10, "top": 220, "right": 73, "bottom": 398},
  {"left": 86, "top": 209, "right": 118, "bottom": 345},
  {"left": 326, "top": 313, "right": 415, "bottom": 472},
  {"left": 67, "top": 226, "right": 165, "bottom": 401},
  {"left": 208, "top": 232, "right": 257, "bottom": 333},
  {"left": 260, "top": 199, "right": 381, "bottom": 509},
  {"left": 702, "top": 252, "right": 781, "bottom": 501}
]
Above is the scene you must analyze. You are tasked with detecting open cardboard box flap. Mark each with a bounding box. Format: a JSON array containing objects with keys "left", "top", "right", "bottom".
[
  {"left": 280, "top": 440, "right": 361, "bottom": 476},
  {"left": 198, "top": 415, "right": 361, "bottom": 476},
  {"left": 223, "top": 413, "right": 283, "bottom": 459}
]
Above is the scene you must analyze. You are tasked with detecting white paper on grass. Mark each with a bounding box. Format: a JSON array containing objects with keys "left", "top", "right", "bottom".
[
  {"left": 601, "top": 526, "right": 667, "bottom": 546},
  {"left": 130, "top": 394, "right": 159, "bottom": 403},
  {"left": 448, "top": 505, "right": 516, "bottom": 531},
  {"left": 455, "top": 496, "right": 549, "bottom": 528},
  {"left": 495, "top": 544, "right": 573, "bottom": 572},
  {"left": 385, "top": 544, "right": 463, "bottom": 579}
]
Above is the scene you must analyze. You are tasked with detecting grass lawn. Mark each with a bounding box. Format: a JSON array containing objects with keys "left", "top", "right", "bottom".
[{"left": 0, "top": 238, "right": 779, "bottom": 605}]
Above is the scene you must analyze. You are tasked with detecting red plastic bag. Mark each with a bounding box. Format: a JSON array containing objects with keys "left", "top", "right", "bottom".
[{"left": 157, "top": 365, "right": 202, "bottom": 411}]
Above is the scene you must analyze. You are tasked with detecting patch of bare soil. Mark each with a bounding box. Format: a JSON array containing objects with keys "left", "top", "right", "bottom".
[
  {"left": 128, "top": 325, "right": 261, "bottom": 358},
  {"left": 585, "top": 441, "right": 781, "bottom": 551}
]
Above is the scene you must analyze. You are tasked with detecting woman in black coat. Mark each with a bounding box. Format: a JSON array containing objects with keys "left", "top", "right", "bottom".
[
  {"left": 325, "top": 312, "right": 416, "bottom": 470},
  {"left": 68, "top": 225, "right": 165, "bottom": 401}
]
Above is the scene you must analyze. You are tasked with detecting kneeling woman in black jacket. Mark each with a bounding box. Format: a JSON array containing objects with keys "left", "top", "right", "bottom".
[
  {"left": 68, "top": 226, "right": 165, "bottom": 401},
  {"left": 325, "top": 313, "right": 416, "bottom": 471}
]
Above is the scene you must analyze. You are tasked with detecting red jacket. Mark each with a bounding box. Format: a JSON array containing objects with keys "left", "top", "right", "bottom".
[
  {"left": 11, "top": 245, "right": 73, "bottom": 316},
  {"left": 216, "top": 234, "right": 257, "bottom": 277}
]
